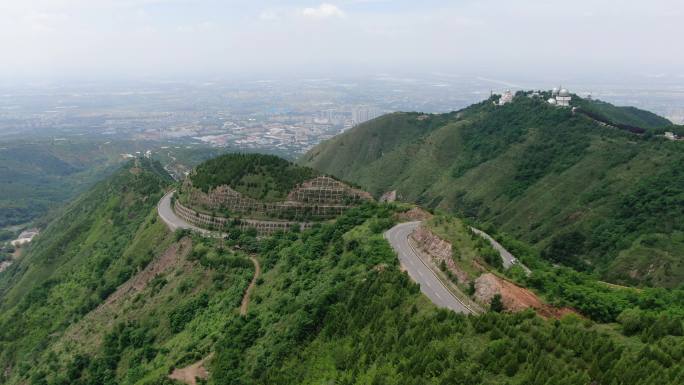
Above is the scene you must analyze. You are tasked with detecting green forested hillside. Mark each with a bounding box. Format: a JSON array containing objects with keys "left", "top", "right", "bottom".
[
  {"left": 0, "top": 140, "right": 144, "bottom": 228},
  {"left": 0, "top": 158, "right": 173, "bottom": 381},
  {"left": 0, "top": 157, "right": 681, "bottom": 384},
  {"left": 573, "top": 98, "right": 672, "bottom": 129},
  {"left": 302, "top": 95, "right": 684, "bottom": 287},
  {"left": 190, "top": 153, "right": 319, "bottom": 201}
]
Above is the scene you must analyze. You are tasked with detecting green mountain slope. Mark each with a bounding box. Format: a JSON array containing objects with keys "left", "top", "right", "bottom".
[
  {"left": 0, "top": 154, "right": 681, "bottom": 384},
  {"left": 302, "top": 95, "right": 684, "bottom": 287},
  {"left": 573, "top": 98, "right": 672, "bottom": 129},
  {"left": 0, "top": 140, "right": 152, "bottom": 229},
  {"left": 0, "top": 158, "right": 173, "bottom": 380}
]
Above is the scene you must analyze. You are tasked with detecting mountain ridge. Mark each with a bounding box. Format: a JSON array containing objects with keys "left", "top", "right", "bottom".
[
  {"left": 302, "top": 94, "right": 684, "bottom": 287},
  {"left": 0, "top": 151, "right": 681, "bottom": 384}
]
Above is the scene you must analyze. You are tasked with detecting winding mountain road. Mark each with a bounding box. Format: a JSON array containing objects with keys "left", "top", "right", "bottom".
[
  {"left": 385, "top": 222, "right": 474, "bottom": 314},
  {"left": 160, "top": 192, "right": 500, "bottom": 315},
  {"left": 470, "top": 227, "right": 531, "bottom": 274},
  {"left": 157, "top": 190, "right": 209, "bottom": 235}
]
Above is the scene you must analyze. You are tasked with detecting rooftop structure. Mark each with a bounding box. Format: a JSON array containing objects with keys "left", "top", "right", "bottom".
[
  {"left": 497, "top": 90, "right": 514, "bottom": 106},
  {"left": 548, "top": 86, "right": 572, "bottom": 107}
]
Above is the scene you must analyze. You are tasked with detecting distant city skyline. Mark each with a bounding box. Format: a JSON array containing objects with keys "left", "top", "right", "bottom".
[{"left": 0, "top": 1, "right": 682, "bottom": 82}]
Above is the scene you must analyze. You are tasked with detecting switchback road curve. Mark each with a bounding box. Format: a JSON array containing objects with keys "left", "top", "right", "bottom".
[{"left": 385, "top": 221, "right": 474, "bottom": 314}]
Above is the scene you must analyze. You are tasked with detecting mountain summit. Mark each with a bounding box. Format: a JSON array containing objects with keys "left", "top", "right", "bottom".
[{"left": 302, "top": 92, "right": 684, "bottom": 287}]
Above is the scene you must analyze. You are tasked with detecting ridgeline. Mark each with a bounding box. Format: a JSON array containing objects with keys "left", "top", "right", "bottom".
[
  {"left": 302, "top": 93, "right": 684, "bottom": 287},
  {"left": 0, "top": 153, "right": 681, "bottom": 384}
]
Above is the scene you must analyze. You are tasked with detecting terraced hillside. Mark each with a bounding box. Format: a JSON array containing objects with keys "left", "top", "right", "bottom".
[
  {"left": 189, "top": 153, "right": 319, "bottom": 201},
  {"left": 302, "top": 94, "right": 684, "bottom": 287},
  {"left": 176, "top": 154, "right": 372, "bottom": 229}
]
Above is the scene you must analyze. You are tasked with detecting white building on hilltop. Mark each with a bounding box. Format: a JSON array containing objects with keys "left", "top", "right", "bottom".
[
  {"left": 497, "top": 90, "right": 514, "bottom": 105},
  {"left": 548, "top": 86, "right": 572, "bottom": 107}
]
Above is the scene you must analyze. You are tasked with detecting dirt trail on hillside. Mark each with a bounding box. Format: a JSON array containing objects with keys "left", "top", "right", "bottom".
[
  {"left": 169, "top": 355, "right": 212, "bottom": 385},
  {"left": 240, "top": 256, "right": 261, "bottom": 315}
]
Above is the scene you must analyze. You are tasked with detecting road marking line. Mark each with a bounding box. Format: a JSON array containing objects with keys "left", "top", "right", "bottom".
[
  {"left": 435, "top": 292, "right": 442, "bottom": 299},
  {"left": 418, "top": 270, "right": 424, "bottom": 277}
]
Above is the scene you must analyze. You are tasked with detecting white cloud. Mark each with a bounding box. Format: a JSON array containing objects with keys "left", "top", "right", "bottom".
[{"left": 300, "top": 3, "right": 344, "bottom": 19}]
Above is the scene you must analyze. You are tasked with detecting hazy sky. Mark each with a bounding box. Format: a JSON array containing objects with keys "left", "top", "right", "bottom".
[{"left": 1, "top": 0, "right": 682, "bottom": 81}]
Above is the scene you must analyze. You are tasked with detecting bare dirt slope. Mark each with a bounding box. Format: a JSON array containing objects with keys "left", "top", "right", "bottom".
[
  {"left": 396, "top": 207, "right": 432, "bottom": 222},
  {"left": 169, "top": 355, "right": 212, "bottom": 385},
  {"left": 474, "top": 273, "right": 577, "bottom": 319},
  {"left": 410, "top": 225, "right": 470, "bottom": 284}
]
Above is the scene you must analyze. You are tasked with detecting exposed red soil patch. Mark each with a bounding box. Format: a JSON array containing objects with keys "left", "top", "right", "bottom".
[{"left": 474, "top": 273, "right": 578, "bottom": 319}]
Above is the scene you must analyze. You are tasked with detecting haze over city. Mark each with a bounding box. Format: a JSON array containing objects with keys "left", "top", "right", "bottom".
[
  {"left": 1, "top": 1, "right": 684, "bottom": 385},
  {"left": 1, "top": 0, "right": 682, "bottom": 82}
]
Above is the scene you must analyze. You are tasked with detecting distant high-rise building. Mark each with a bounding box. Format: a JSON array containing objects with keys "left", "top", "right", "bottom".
[{"left": 352, "top": 106, "right": 381, "bottom": 125}]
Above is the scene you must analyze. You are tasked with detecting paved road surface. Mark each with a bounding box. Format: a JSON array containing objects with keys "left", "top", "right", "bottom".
[
  {"left": 385, "top": 222, "right": 473, "bottom": 314},
  {"left": 157, "top": 190, "right": 209, "bottom": 235},
  {"left": 470, "top": 227, "right": 531, "bottom": 274}
]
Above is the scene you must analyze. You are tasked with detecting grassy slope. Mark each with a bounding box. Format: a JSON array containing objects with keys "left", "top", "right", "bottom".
[
  {"left": 0, "top": 158, "right": 173, "bottom": 382},
  {"left": 302, "top": 96, "right": 684, "bottom": 287}
]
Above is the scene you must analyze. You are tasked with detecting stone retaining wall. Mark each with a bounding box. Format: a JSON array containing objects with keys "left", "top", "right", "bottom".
[
  {"left": 174, "top": 200, "right": 311, "bottom": 236},
  {"left": 181, "top": 176, "right": 371, "bottom": 220}
]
